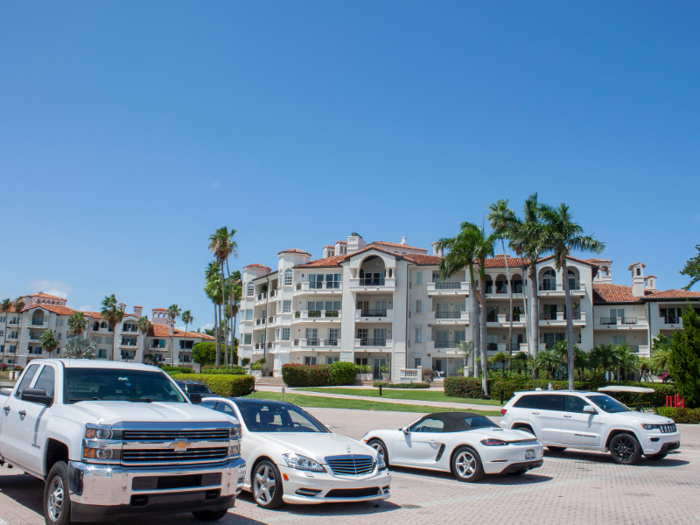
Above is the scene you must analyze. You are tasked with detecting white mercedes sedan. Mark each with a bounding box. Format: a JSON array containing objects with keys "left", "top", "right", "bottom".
[
  {"left": 201, "top": 397, "right": 391, "bottom": 508},
  {"left": 362, "top": 412, "right": 544, "bottom": 482}
]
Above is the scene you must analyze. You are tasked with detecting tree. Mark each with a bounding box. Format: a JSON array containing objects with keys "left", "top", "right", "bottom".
[
  {"left": 209, "top": 227, "right": 238, "bottom": 366},
  {"left": 100, "top": 295, "right": 124, "bottom": 361},
  {"left": 167, "top": 304, "right": 181, "bottom": 367},
  {"left": 534, "top": 349, "right": 562, "bottom": 380},
  {"left": 193, "top": 342, "right": 217, "bottom": 366},
  {"left": 205, "top": 261, "right": 224, "bottom": 365},
  {"left": 668, "top": 305, "right": 700, "bottom": 408},
  {"left": 182, "top": 310, "right": 193, "bottom": 337},
  {"left": 13, "top": 296, "right": 25, "bottom": 313},
  {"left": 650, "top": 334, "right": 672, "bottom": 377},
  {"left": 589, "top": 344, "right": 615, "bottom": 380},
  {"left": 229, "top": 271, "right": 242, "bottom": 365},
  {"left": 0, "top": 298, "right": 12, "bottom": 317},
  {"left": 137, "top": 316, "right": 152, "bottom": 363},
  {"left": 487, "top": 200, "right": 517, "bottom": 356},
  {"left": 512, "top": 351, "right": 529, "bottom": 377},
  {"left": 62, "top": 336, "right": 97, "bottom": 359},
  {"left": 488, "top": 351, "right": 511, "bottom": 378},
  {"left": 539, "top": 203, "right": 605, "bottom": 389},
  {"left": 613, "top": 343, "right": 639, "bottom": 380},
  {"left": 457, "top": 340, "right": 475, "bottom": 376},
  {"left": 680, "top": 244, "right": 700, "bottom": 291},
  {"left": 68, "top": 311, "right": 88, "bottom": 336},
  {"left": 573, "top": 346, "right": 589, "bottom": 380},
  {"left": 40, "top": 329, "right": 59, "bottom": 357}
]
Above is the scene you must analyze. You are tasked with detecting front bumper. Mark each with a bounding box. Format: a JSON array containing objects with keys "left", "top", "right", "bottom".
[
  {"left": 68, "top": 457, "right": 246, "bottom": 522},
  {"left": 483, "top": 443, "right": 545, "bottom": 475},
  {"left": 639, "top": 431, "right": 681, "bottom": 455},
  {"left": 279, "top": 466, "right": 391, "bottom": 505}
]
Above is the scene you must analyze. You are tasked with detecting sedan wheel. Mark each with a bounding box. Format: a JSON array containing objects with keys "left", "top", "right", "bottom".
[
  {"left": 368, "top": 439, "right": 389, "bottom": 467},
  {"left": 610, "top": 433, "right": 642, "bottom": 465},
  {"left": 252, "top": 461, "right": 283, "bottom": 509},
  {"left": 452, "top": 446, "right": 485, "bottom": 483}
]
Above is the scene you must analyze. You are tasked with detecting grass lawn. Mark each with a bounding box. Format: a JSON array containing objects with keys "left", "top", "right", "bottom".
[
  {"left": 297, "top": 387, "right": 502, "bottom": 406},
  {"left": 245, "top": 392, "right": 501, "bottom": 417}
]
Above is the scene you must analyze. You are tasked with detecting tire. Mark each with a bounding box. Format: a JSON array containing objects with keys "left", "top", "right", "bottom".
[
  {"left": 610, "top": 433, "right": 642, "bottom": 465},
  {"left": 451, "top": 446, "right": 485, "bottom": 483},
  {"left": 507, "top": 469, "right": 528, "bottom": 476},
  {"left": 192, "top": 510, "right": 229, "bottom": 521},
  {"left": 44, "top": 461, "right": 72, "bottom": 525},
  {"left": 252, "top": 460, "right": 284, "bottom": 509},
  {"left": 645, "top": 452, "right": 668, "bottom": 461},
  {"left": 368, "top": 439, "right": 390, "bottom": 467},
  {"left": 515, "top": 425, "right": 535, "bottom": 436},
  {"left": 547, "top": 446, "right": 567, "bottom": 453}
]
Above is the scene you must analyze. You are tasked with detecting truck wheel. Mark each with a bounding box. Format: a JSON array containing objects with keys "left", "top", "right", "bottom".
[
  {"left": 252, "top": 460, "right": 283, "bottom": 509},
  {"left": 44, "top": 461, "right": 72, "bottom": 525},
  {"left": 610, "top": 433, "right": 642, "bottom": 465},
  {"left": 192, "top": 510, "right": 229, "bottom": 521}
]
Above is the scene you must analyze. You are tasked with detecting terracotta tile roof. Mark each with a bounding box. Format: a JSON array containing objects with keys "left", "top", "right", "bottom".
[
  {"left": 278, "top": 249, "right": 311, "bottom": 256},
  {"left": 644, "top": 275, "right": 657, "bottom": 280},
  {"left": 586, "top": 258, "right": 612, "bottom": 263},
  {"left": 243, "top": 263, "right": 271, "bottom": 271},
  {"left": 82, "top": 311, "right": 102, "bottom": 319},
  {"left": 27, "top": 292, "right": 66, "bottom": 301},
  {"left": 482, "top": 256, "right": 529, "bottom": 268},
  {"left": 369, "top": 241, "right": 427, "bottom": 252},
  {"left": 592, "top": 284, "right": 644, "bottom": 304},
  {"left": 323, "top": 245, "right": 335, "bottom": 249},
  {"left": 539, "top": 254, "right": 600, "bottom": 268},
  {"left": 643, "top": 289, "right": 700, "bottom": 301},
  {"left": 152, "top": 307, "right": 167, "bottom": 311},
  {"left": 401, "top": 254, "right": 443, "bottom": 265},
  {"left": 335, "top": 240, "right": 347, "bottom": 244},
  {"left": 148, "top": 324, "right": 215, "bottom": 339},
  {"left": 628, "top": 262, "right": 646, "bottom": 270},
  {"left": 295, "top": 255, "right": 346, "bottom": 268},
  {"left": 27, "top": 304, "right": 77, "bottom": 316}
]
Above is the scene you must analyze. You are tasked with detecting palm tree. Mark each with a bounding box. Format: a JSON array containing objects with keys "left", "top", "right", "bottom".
[
  {"left": 167, "top": 304, "right": 181, "bottom": 367},
  {"left": 487, "top": 200, "right": 518, "bottom": 356},
  {"left": 209, "top": 227, "right": 238, "bottom": 366},
  {"left": 539, "top": 203, "right": 605, "bottom": 389},
  {"left": 13, "top": 296, "right": 25, "bottom": 313},
  {"left": 100, "top": 295, "right": 124, "bottom": 361},
  {"left": 512, "top": 351, "right": 529, "bottom": 377},
  {"left": 205, "top": 262, "right": 223, "bottom": 365},
  {"left": 0, "top": 298, "right": 12, "bottom": 317},
  {"left": 68, "top": 312, "right": 88, "bottom": 336},
  {"left": 40, "top": 329, "right": 60, "bottom": 357},
  {"left": 136, "top": 316, "right": 152, "bottom": 363},
  {"left": 181, "top": 310, "right": 193, "bottom": 337},
  {"left": 613, "top": 343, "right": 639, "bottom": 381},
  {"left": 534, "top": 349, "right": 562, "bottom": 380},
  {"left": 229, "top": 270, "right": 242, "bottom": 365},
  {"left": 62, "top": 336, "right": 97, "bottom": 359},
  {"left": 589, "top": 343, "right": 615, "bottom": 380},
  {"left": 574, "top": 346, "right": 589, "bottom": 381},
  {"left": 457, "top": 340, "right": 475, "bottom": 376},
  {"left": 489, "top": 351, "right": 511, "bottom": 378}
]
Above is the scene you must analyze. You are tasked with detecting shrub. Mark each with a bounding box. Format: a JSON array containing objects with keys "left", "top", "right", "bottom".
[
  {"left": 170, "top": 373, "right": 254, "bottom": 397},
  {"left": 668, "top": 306, "right": 700, "bottom": 408},
  {"left": 444, "top": 377, "right": 483, "bottom": 399},
  {"left": 193, "top": 342, "right": 236, "bottom": 366},
  {"left": 251, "top": 360, "right": 265, "bottom": 371},
  {"left": 241, "top": 358, "right": 251, "bottom": 367},
  {"left": 357, "top": 365, "right": 372, "bottom": 374},
  {"left": 373, "top": 381, "right": 430, "bottom": 389},
  {"left": 201, "top": 366, "right": 248, "bottom": 375},
  {"left": 282, "top": 363, "right": 330, "bottom": 387},
  {"left": 421, "top": 368, "right": 433, "bottom": 379},
  {"left": 380, "top": 364, "right": 389, "bottom": 374},
  {"left": 162, "top": 366, "right": 195, "bottom": 374},
  {"left": 656, "top": 406, "right": 700, "bottom": 424},
  {"left": 328, "top": 361, "right": 358, "bottom": 385}
]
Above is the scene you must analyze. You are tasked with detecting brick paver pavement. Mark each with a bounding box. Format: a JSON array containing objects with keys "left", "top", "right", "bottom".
[{"left": 1, "top": 408, "right": 698, "bottom": 525}]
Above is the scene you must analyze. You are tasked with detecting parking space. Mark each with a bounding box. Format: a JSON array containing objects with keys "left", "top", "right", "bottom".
[{"left": 1, "top": 408, "right": 698, "bottom": 525}]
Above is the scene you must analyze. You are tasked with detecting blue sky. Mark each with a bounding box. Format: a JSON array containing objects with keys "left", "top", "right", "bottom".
[{"left": 1, "top": 1, "right": 699, "bottom": 329}]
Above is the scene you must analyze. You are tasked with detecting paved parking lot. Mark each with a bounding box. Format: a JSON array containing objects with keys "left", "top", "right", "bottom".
[{"left": 1, "top": 408, "right": 699, "bottom": 525}]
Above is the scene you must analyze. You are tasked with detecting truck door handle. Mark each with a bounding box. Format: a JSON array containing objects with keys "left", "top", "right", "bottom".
[
  {"left": 18, "top": 410, "right": 26, "bottom": 417},
  {"left": 532, "top": 411, "right": 540, "bottom": 415},
  {"left": 3, "top": 407, "right": 9, "bottom": 415},
  {"left": 563, "top": 414, "right": 572, "bottom": 418}
]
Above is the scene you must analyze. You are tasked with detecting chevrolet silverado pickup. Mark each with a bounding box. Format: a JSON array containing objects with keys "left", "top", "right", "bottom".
[{"left": 0, "top": 359, "right": 246, "bottom": 524}]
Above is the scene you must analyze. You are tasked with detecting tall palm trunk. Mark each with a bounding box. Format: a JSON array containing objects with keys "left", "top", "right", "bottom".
[
  {"left": 470, "top": 269, "right": 480, "bottom": 377},
  {"left": 561, "top": 257, "right": 575, "bottom": 389},
  {"left": 215, "top": 303, "right": 221, "bottom": 366},
  {"left": 479, "top": 281, "right": 488, "bottom": 397},
  {"left": 520, "top": 257, "right": 529, "bottom": 359},
  {"left": 111, "top": 323, "right": 116, "bottom": 361},
  {"left": 528, "top": 264, "right": 539, "bottom": 377},
  {"left": 220, "top": 263, "right": 228, "bottom": 367},
  {"left": 502, "top": 243, "right": 513, "bottom": 359}
]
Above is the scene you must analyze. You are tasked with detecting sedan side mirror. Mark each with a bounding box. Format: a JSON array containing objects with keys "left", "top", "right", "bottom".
[
  {"left": 21, "top": 388, "right": 53, "bottom": 407},
  {"left": 583, "top": 405, "right": 597, "bottom": 414},
  {"left": 325, "top": 424, "right": 332, "bottom": 431},
  {"left": 189, "top": 393, "right": 203, "bottom": 405}
]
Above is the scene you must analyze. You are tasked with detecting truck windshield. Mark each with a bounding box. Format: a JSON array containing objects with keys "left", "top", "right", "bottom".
[
  {"left": 64, "top": 368, "right": 187, "bottom": 404},
  {"left": 585, "top": 394, "right": 630, "bottom": 413}
]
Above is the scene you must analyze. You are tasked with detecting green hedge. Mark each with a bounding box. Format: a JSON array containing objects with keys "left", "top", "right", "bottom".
[
  {"left": 170, "top": 373, "right": 254, "bottom": 397},
  {"left": 328, "top": 362, "right": 358, "bottom": 386},
  {"left": 656, "top": 406, "right": 700, "bottom": 424},
  {"left": 282, "top": 362, "right": 359, "bottom": 387},
  {"left": 161, "top": 366, "right": 195, "bottom": 374},
  {"left": 373, "top": 381, "right": 431, "bottom": 389},
  {"left": 201, "top": 366, "right": 248, "bottom": 375},
  {"left": 444, "top": 377, "right": 483, "bottom": 398}
]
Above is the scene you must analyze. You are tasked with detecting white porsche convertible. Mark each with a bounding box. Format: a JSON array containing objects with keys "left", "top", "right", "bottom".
[
  {"left": 201, "top": 397, "right": 391, "bottom": 508},
  {"left": 362, "top": 412, "right": 544, "bottom": 482}
]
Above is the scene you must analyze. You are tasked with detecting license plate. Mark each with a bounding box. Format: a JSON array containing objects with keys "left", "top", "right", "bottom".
[{"left": 525, "top": 449, "right": 535, "bottom": 459}]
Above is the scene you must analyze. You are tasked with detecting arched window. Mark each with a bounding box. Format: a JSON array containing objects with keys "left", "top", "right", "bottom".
[
  {"left": 101, "top": 321, "right": 108, "bottom": 329},
  {"left": 636, "top": 268, "right": 641, "bottom": 276},
  {"left": 284, "top": 269, "right": 293, "bottom": 286},
  {"left": 542, "top": 269, "right": 556, "bottom": 291},
  {"left": 568, "top": 269, "right": 577, "bottom": 290},
  {"left": 93, "top": 321, "right": 99, "bottom": 331}
]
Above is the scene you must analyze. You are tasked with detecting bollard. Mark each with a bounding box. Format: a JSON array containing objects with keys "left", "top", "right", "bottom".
[
  {"left": 500, "top": 389, "right": 504, "bottom": 405},
  {"left": 379, "top": 385, "right": 383, "bottom": 396}
]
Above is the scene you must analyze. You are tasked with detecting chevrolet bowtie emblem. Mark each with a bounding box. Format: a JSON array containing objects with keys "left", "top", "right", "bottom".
[{"left": 171, "top": 441, "right": 192, "bottom": 450}]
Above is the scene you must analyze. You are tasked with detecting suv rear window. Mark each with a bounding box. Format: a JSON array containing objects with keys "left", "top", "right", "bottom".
[{"left": 513, "top": 395, "right": 540, "bottom": 408}]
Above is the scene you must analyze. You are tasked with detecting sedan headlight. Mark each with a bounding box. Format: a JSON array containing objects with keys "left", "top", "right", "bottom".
[
  {"left": 481, "top": 439, "right": 508, "bottom": 446},
  {"left": 376, "top": 454, "right": 386, "bottom": 470},
  {"left": 282, "top": 453, "right": 326, "bottom": 472}
]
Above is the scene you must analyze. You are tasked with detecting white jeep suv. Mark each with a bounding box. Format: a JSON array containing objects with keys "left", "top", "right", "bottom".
[{"left": 499, "top": 391, "right": 680, "bottom": 465}]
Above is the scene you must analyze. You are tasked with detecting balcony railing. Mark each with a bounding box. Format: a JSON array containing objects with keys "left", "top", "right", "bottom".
[
  {"left": 292, "top": 338, "right": 340, "bottom": 347},
  {"left": 434, "top": 340, "right": 461, "bottom": 349},
  {"left": 359, "top": 338, "right": 387, "bottom": 347},
  {"left": 540, "top": 312, "right": 582, "bottom": 320},
  {"left": 308, "top": 311, "right": 322, "bottom": 318},
  {"left": 257, "top": 293, "right": 267, "bottom": 301},
  {"left": 539, "top": 282, "right": 581, "bottom": 291},
  {"left": 296, "top": 310, "right": 341, "bottom": 319},
  {"left": 359, "top": 277, "right": 385, "bottom": 286},
  {"left": 485, "top": 286, "right": 508, "bottom": 294},
  {"left": 30, "top": 320, "right": 48, "bottom": 327},
  {"left": 487, "top": 342, "right": 498, "bottom": 351},
  {"left": 360, "top": 309, "right": 388, "bottom": 317},
  {"left": 295, "top": 282, "right": 342, "bottom": 292},
  {"left": 255, "top": 318, "right": 266, "bottom": 326},
  {"left": 434, "top": 282, "right": 462, "bottom": 290},
  {"left": 435, "top": 311, "right": 462, "bottom": 319},
  {"left": 599, "top": 317, "right": 638, "bottom": 325}
]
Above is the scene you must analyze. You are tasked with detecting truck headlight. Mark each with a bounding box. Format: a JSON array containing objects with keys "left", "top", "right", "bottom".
[
  {"left": 282, "top": 454, "right": 326, "bottom": 472},
  {"left": 641, "top": 424, "right": 660, "bottom": 430},
  {"left": 229, "top": 444, "right": 240, "bottom": 456},
  {"left": 229, "top": 426, "right": 241, "bottom": 440},
  {"left": 83, "top": 448, "right": 113, "bottom": 460},
  {"left": 85, "top": 425, "right": 113, "bottom": 439}
]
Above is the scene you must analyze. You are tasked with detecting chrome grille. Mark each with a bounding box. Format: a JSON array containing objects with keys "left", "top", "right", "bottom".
[
  {"left": 660, "top": 424, "right": 677, "bottom": 433},
  {"left": 123, "top": 429, "right": 229, "bottom": 441},
  {"left": 122, "top": 447, "right": 228, "bottom": 464},
  {"left": 325, "top": 455, "right": 374, "bottom": 476}
]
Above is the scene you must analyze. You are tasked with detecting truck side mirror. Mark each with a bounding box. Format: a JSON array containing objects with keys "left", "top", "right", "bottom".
[
  {"left": 583, "top": 405, "right": 597, "bottom": 414},
  {"left": 21, "top": 388, "right": 53, "bottom": 407},
  {"left": 189, "top": 393, "right": 203, "bottom": 405}
]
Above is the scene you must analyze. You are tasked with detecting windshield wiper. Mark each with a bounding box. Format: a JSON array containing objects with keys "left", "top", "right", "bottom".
[
  {"left": 126, "top": 398, "right": 153, "bottom": 403},
  {"left": 69, "top": 397, "right": 99, "bottom": 403}
]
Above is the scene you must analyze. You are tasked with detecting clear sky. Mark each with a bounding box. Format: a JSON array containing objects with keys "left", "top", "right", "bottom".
[{"left": 1, "top": 1, "right": 699, "bottom": 330}]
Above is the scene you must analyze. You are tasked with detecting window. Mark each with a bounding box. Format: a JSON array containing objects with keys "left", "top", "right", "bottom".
[
  {"left": 100, "top": 322, "right": 108, "bottom": 329},
  {"left": 415, "top": 328, "right": 423, "bottom": 343},
  {"left": 611, "top": 335, "right": 626, "bottom": 346},
  {"left": 216, "top": 402, "right": 237, "bottom": 416},
  {"left": 304, "top": 356, "right": 317, "bottom": 365},
  {"left": 58, "top": 319, "right": 64, "bottom": 326},
  {"left": 244, "top": 334, "right": 252, "bottom": 345},
  {"left": 0, "top": 316, "right": 4, "bottom": 322},
  {"left": 179, "top": 340, "right": 194, "bottom": 349},
  {"left": 57, "top": 333, "right": 61, "bottom": 340},
  {"left": 355, "top": 357, "right": 368, "bottom": 365},
  {"left": 586, "top": 395, "right": 630, "bottom": 413},
  {"left": 414, "top": 357, "right": 422, "bottom": 368},
  {"left": 283, "top": 301, "right": 291, "bottom": 313},
  {"left": 0, "top": 331, "right": 3, "bottom": 337},
  {"left": 415, "top": 300, "right": 423, "bottom": 314},
  {"left": 564, "top": 396, "right": 590, "bottom": 413},
  {"left": 281, "top": 328, "right": 290, "bottom": 341},
  {"left": 245, "top": 309, "right": 253, "bottom": 321},
  {"left": 15, "top": 364, "right": 40, "bottom": 399},
  {"left": 416, "top": 272, "right": 423, "bottom": 285},
  {"left": 284, "top": 269, "right": 293, "bottom": 286},
  {"left": 410, "top": 417, "right": 444, "bottom": 433},
  {"left": 247, "top": 284, "right": 254, "bottom": 296},
  {"left": 326, "top": 356, "right": 340, "bottom": 365},
  {"left": 277, "top": 302, "right": 282, "bottom": 313},
  {"left": 537, "top": 395, "right": 563, "bottom": 412},
  {"left": 636, "top": 268, "right": 641, "bottom": 276}
]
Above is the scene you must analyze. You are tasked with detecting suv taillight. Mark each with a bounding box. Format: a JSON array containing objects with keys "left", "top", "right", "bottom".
[{"left": 501, "top": 409, "right": 507, "bottom": 416}]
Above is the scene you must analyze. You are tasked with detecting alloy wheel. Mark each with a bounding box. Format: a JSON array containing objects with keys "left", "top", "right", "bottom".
[
  {"left": 370, "top": 441, "right": 385, "bottom": 461},
  {"left": 47, "top": 476, "right": 64, "bottom": 522},
  {"left": 253, "top": 464, "right": 277, "bottom": 505},
  {"left": 455, "top": 450, "right": 477, "bottom": 478},
  {"left": 613, "top": 435, "right": 637, "bottom": 463}
]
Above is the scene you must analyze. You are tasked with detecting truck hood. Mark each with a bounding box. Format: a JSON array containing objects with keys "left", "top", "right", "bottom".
[
  {"left": 603, "top": 410, "right": 675, "bottom": 425},
  {"left": 64, "top": 401, "right": 236, "bottom": 426},
  {"left": 256, "top": 432, "right": 377, "bottom": 463}
]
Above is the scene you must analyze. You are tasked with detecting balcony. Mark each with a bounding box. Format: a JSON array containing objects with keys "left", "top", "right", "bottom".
[
  {"left": 400, "top": 368, "right": 420, "bottom": 381},
  {"left": 149, "top": 344, "right": 168, "bottom": 351},
  {"left": 485, "top": 286, "right": 524, "bottom": 299},
  {"left": 120, "top": 341, "right": 138, "bottom": 348},
  {"left": 6, "top": 333, "right": 19, "bottom": 341},
  {"left": 355, "top": 309, "right": 393, "bottom": 322},
  {"left": 427, "top": 310, "right": 470, "bottom": 325},
  {"left": 294, "top": 310, "right": 342, "bottom": 322},
  {"left": 29, "top": 320, "right": 49, "bottom": 328},
  {"left": 29, "top": 333, "right": 43, "bottom": 341},
  {"left": 538, "top": 311, "right": 586, "bottom": 326},
  {"left": 659, "top": 317, "right": 684, "bottom": 330},
  {"left": 486, "top": 313, "right": 525, "bottom": 328},
  {"left": 255, "top": 318, "right": 267, "bottom": 327},
  {"left": 294, "top": 282, "right": 343, "bottom": 296},
  {"left": 595, "top": 317, "right": 649, "bottom": 330},
  {"left": 293, "top": 338, "right": 341, "bottom": 349},
  {"left": 348, "top": 277, "right": 396, "bottom": 293},
  {"left": 354, "top": 338, "right": 393, "bottom": 351},
  {"left": 267, "top": 316, "right": 279, "bottom": 326},
  {"left": 7, "top": 319, "right": 20, "bottom": 327},
  {"left": 426, "top": 282, "right": 470, "bottom": 296},
  {"left": 426, "top": 340, "right": 463, "bottom": 355},
  {"left": 538, "top": 282, "right": 585, "bottom": 297}
]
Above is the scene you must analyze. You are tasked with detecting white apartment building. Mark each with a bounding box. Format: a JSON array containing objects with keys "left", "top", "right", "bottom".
[
  {"left": 239, "top": 233, "right": 700, "bottom": 382},
  {"left": 0, "top": 293, "right": 213, "bottom": 368}
]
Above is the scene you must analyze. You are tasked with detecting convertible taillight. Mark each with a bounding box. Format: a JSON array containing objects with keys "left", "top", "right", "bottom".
[{"left": 481, "top": 439, "right": 508, "bottom": 446}]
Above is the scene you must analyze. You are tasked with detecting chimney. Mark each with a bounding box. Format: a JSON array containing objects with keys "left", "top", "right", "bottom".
[
  {"left": 645, "top": 275, "right": 657, "bottom": 291},
  {"left": 629, "top": 262, "right": 646, "bottom": 297},
  {"left": 346, "top": 233, "right": 366, "bottom": 254},
  {"left": 432, "top": 241, "right": 443, "bottom": 256},
  {"left": 401, "top": 236, "right": 407, "bottom": 245},
  {"left": 323, "top": 245, "right": 335, "bottom": 258},
  {"left": 134, "top": 306, "right": 143, "bottom": 317},
  {"left": 119, "top": 302, "right": 127, "bottom": 313}
]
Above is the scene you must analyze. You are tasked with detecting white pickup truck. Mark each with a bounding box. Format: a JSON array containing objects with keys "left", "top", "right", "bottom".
[{"left": 0, "top": 359, "right": 246, "bottom": 524}]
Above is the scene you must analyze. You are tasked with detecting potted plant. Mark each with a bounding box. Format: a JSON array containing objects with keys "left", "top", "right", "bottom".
[
  {"left": 251, "top": 358, "right": 265, "bottom": 378},
  {"left": 357, "top": 364, "right": 373, "bottom": 381},
  {"left": 422, "top": 367, "right": 433, "bottom": 383},
  {"left": 241, "top": 357, "right": 251, "bottom": 369},
  {"left": 380, "top": 364, "right": 390, "bottom": 381}
]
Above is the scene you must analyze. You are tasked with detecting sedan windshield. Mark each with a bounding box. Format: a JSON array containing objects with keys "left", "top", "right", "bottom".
[
  {"left": 238, "top": 402, "right": 328, "bottom": 433},
  {"left": 586, "top": 394, "right": 630, "bottom": 413},
  {"left": 64, "top": 368, "right": 187, "bottom": 404}
]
